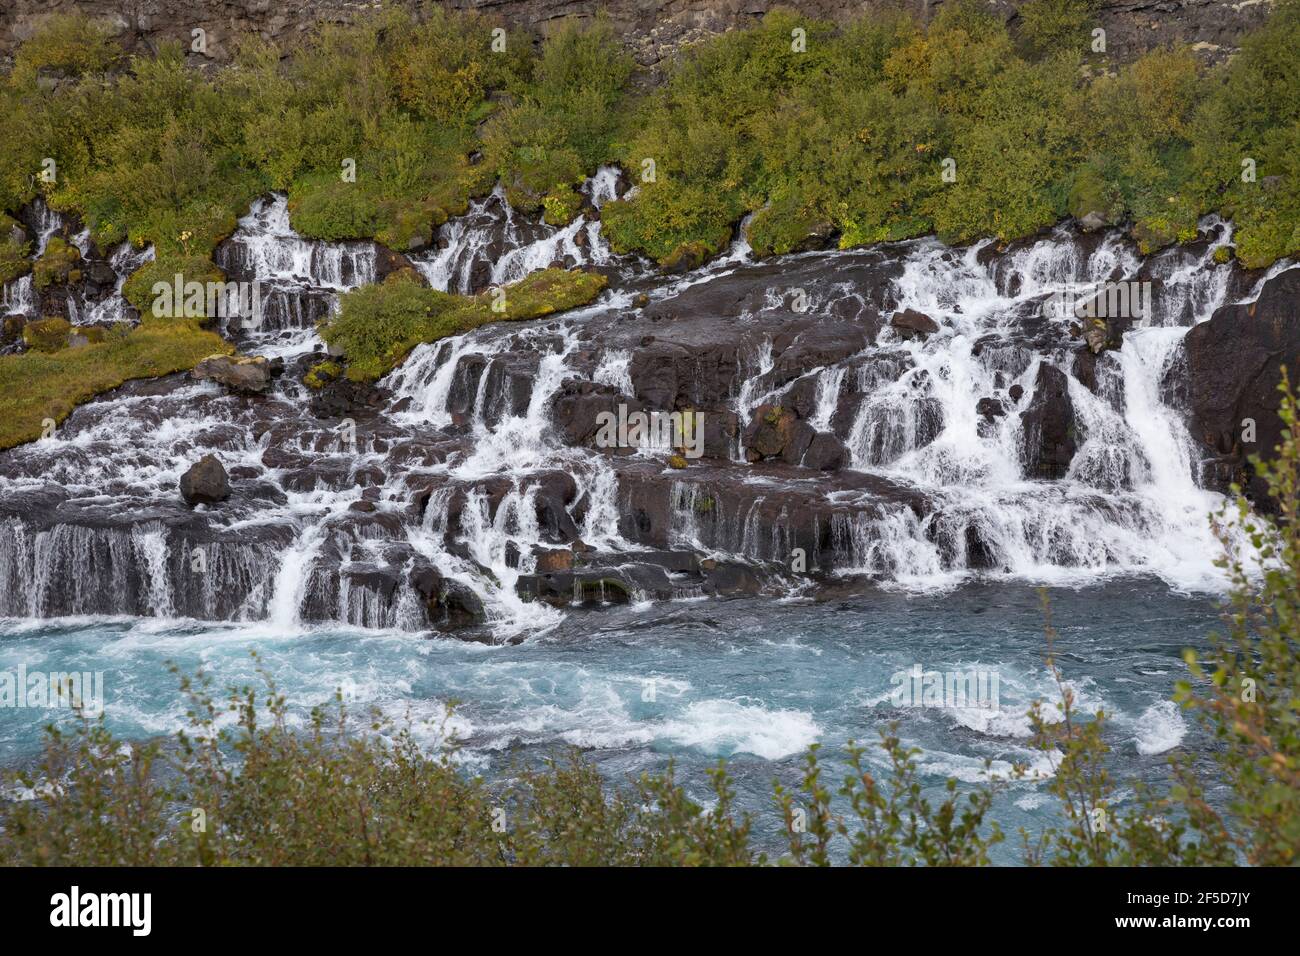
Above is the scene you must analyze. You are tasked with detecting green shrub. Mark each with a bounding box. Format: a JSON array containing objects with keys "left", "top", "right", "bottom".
[
  {"left": 1016, "top": 0, "right": 1097, "bottom": 60},
  {"left": 321, "top": 267, "right": 607, "bottom": 382},
  {"left": 0, "top": 215, "right": 32, "bottom": 283},
  {"left": 8, "top": 14, "right": 122, "bottom": 89}
]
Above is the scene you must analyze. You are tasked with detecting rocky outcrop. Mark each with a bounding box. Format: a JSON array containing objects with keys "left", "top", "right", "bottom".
[
  {"left": 1020, "top": 363, "right": 1077, "bottom": 480},
  {"left": 1185, "top": 266, "right": 1300, "bottom": 502},
  {"left": 890, "top": 308, "right": 940, "bottom": 340},
  {"left": 180, "top": 454, "right": 230, "bottom": 505},
  {"left": 0, "top": 1, "right": 1271, "bottom": 75}
]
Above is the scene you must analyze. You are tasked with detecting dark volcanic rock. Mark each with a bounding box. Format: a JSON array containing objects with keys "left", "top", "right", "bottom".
[
  {"left": 803, "top": 431, "right": 848, "bottom": 470},
  {"left": 1020, "top": 363, "right": 1077, "bottom": 480},
  {"left": 180, "top": 455, "right": 230, "bottom": 505},
  {"left": 410, "top": 565, "right": 487, "bottom": 629},
  {"left": 890, "top": 309, "right": 940, "bottom": 339},
  {"left": 1185, "top": 268, "right": 1300, "bottom": 502},
  {"left": 744, "top": 404, "right": 800, "bottom": 461}
]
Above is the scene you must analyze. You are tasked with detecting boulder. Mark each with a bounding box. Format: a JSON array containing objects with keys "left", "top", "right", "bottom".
[
  {"left": 802, "top": 432, "right": 847, "bottom": 470},
  {"left": 1019, "top": 363, "right": 1077, "bottom": 480},
  {"left": 890, "top": 309, "right": 940, "bottom": 339},
  {"left": 409, "top": 565, "right": 487, "bottom": 629},
  {"left": 192, "top": 354, "right": 272, "bottom": 393},
  {"left": 744, "top": 404, "right": 800, "bottom": 460},
  {"left": 180, "top": 455, "right": 230, "bottom": 505}
]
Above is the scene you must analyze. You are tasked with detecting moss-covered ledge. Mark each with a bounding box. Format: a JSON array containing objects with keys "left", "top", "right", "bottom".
[
  {"left": 0, "top": 318, "right": 232, "bottom": 450},
  {"left": 319, "top": 267, "right": 608, "bottom": 383}
]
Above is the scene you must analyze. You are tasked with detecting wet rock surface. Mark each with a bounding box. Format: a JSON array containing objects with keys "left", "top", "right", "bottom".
[{"left": 0, "top": 188, "right": 1294, "bottom": 640}]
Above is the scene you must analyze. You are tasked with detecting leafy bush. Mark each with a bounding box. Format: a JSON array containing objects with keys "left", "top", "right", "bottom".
[
  {"left": 8, "top": 14, "right": 123, "bottom": 89},
  {"left": 482, "top": 16, "right": 632, "bottom": 219}
]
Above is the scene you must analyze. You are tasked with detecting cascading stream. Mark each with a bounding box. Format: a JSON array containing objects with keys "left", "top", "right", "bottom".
[{"left": 0, "top": 180, "right": 1289, "bottom": 636}]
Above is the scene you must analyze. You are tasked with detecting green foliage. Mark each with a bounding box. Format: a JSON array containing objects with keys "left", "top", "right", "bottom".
[
  {"left": 1182, "top": 0, "right": 1300, "bottom": 266},
  {"left": 8, "top": 14, "right": 122, "bottom": 89},
  {"left": 0, "top": 216, "right": 32, "bottom": 283},
  {"left": 22, "top": 316, "right": 72, "bottom": 352},
  {"left": 0, "top": 317, "right": 229, "bottom": 450},
  {"left": 3, "top": 3, "right": 1300, "bottom": 270},
  {"left": 31, "top": 236, "right": 81, "bottom": 290},
  {"left": 1016, "top": 0, "right": 1097, "bottom": 60},
  {"left": 121, "top": 255, "right": 227, "bottom": 317},
  {"left": 321, "top": 267, "right": 607, "bottom": 382},
  {"left": 482, "top": 16, "right": 632, "bottom": 217}
]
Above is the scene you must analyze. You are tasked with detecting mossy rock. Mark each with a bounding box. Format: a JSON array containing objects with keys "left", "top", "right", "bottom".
[
  {"left": 746, "top": 196, "right": 834, "bottom": 257},
  {"left": 304, "top": 360, "right": 342, "bottom": 390},
  {"left": 668, "top": 453, "right": 688, "bottom": 469},
  {"left": 32, "top": 237, "right": 81, "bottom": 290},
  {"left": 22, "top": 317, "right": 72, "bottom": 352},
  {"left": 659, "top": 241, "right": 711, "bottom": 273},
  {"left": 1067, "top": 167, "right": 1124, "bottom": 232},
  {"left": 542, "top": 186, "right": 583, "bottom": 227},
  {"left": 324, "top": 267, "right": 607, "bottom": 383}
]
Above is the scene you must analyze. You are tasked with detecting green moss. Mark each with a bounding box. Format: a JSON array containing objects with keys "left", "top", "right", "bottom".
[
  {"left": 659, "top": 240, "right": 719, "bottom": 273},
  {"left": 304, "top": 360, "right": 341, "bottom": 389},
  {"left": 1067, "top": 164, "right": 1124, "bottom": 227},
  {"left": 542, "top": 186, "right": 584, "bottom": 226},
  {"left": 32, "top": 236, "right": 81, "bottom": 290},
  {"left": 22, "top": 317, "right": 72, "bottom": 352},
  {"left": 747, "top": 194, "right": 832, "bottom": 257},
  {"left": 0, "top": 317, "right": 229, "bottom": 449},
  {"left": 322, "top": 267, "right": 608, "bottom": 383}
]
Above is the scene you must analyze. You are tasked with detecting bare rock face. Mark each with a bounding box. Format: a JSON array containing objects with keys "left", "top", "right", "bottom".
[
  {"left": 180, "top": 454, "right": 230, "bottom": 505},
  {"left": 1020, "top": 363, "right": 1077, "bottom": 480},
  {"left": 802, "top": 431, "right": 847, "bottom": 470},
  {"left": 1185, "top": 267, "right": 1300, "bottom": 504}
]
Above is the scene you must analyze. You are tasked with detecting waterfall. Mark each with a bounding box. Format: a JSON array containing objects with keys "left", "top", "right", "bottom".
[{"left": 0, "top": 172, "right": 1285, "bottom": 635}]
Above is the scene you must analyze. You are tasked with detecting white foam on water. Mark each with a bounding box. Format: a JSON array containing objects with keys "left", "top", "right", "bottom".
[
  {"left": 657, "top": 698, "right": 821, "bottom": 760},
  {"left": 1132, "top": 699, "right": 1187, "bottom": 755}
]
